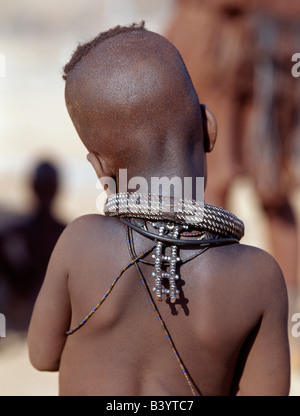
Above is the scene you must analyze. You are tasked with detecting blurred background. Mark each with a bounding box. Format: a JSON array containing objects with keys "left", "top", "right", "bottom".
[{"left": 0, "top": 0, "right": 299, "bottom": 395}]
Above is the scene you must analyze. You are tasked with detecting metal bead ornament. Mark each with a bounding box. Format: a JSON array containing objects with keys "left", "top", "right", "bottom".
[{"left": 151, "top": 223, "right": 182, "bottom": 303}]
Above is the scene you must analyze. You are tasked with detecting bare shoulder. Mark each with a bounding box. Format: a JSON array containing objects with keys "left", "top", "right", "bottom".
[
  {"left": 64, "top": 214, "right": 110, "bottom": 235},
  {"left": 60, "top": 214, "right": 121, "bottom": 246},
  {"left": 57, "top": 214, "right": 126, "bottom": 270},
  {"left": 238, "top": 244, "right": 288, "bottom": 309},
  {"left": 208, "top": 242, "right": 285, "bottom": 283},
  {"left": 232, "top": 243, "right": 285, "bottom": 286},
  {"left": 197, "top": 242, "right": 288, "bottom": 314}
]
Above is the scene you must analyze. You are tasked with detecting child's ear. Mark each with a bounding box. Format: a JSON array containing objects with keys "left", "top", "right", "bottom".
[
  {"left": 86, "top": 152, "right": 112, "bottom": 178},
  {"left": 200, "top": 104, "right": 217, "bottom": 153}
]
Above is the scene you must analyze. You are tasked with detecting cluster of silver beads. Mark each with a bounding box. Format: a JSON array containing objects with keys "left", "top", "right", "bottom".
[{"left": 152, "top": 224, "right": 181, "bottom": 303}]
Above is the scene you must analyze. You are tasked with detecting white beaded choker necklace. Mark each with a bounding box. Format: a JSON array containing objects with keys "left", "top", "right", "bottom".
[{"left": 104, "top": 192, "right": 245, "bottom": 240}]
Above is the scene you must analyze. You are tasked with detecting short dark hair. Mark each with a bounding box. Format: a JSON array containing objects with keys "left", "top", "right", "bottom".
[{"left": 62, "top": 21, "right": 146, "bottom": 80}]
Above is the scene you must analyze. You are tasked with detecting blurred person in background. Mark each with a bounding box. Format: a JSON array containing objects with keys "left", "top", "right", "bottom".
[
  {"left": 0, "top": 160, "right": 66, "bottom": 331},
  {"left": 165, "top": 0, "right": 300, "bottom": 305}
]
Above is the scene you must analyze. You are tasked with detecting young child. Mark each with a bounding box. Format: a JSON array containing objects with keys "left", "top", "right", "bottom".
[{"left": 28, "top": 22, "right": 290, "bottom": 396}]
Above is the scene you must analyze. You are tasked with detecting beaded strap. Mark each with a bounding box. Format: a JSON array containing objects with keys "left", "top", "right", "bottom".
[{"left": 65, "top": 243, "right": 155, "bottom": 335}]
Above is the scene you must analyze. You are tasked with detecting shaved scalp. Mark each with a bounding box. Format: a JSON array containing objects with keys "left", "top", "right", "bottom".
[
  {"left": 63, "top": 22, "right": 146, "bottom": 81},
  {"left": 64, "top": 23, "right": 204, "bottom": 177}
]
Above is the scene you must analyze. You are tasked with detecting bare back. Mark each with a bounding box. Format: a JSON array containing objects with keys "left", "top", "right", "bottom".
[{"left": 28, "top": 214, "right": 290, "bottom": 396}]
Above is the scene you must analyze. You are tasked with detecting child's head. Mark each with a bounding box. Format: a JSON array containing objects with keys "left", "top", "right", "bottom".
[{"left": 63, "top": 22, "right": 217, "bottom": 187}]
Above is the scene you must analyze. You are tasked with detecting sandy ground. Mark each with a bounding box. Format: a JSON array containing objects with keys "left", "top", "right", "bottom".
[
  {"left": 0, "top": 333, "right": 58, "bottom": 396},
  {"left": 0, "top": 0, "right": 300, "bottom": 396}
]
